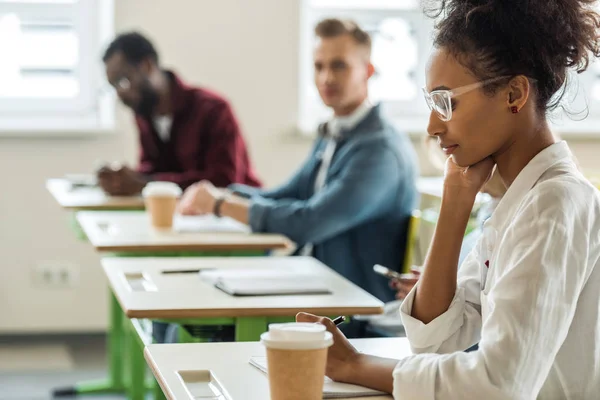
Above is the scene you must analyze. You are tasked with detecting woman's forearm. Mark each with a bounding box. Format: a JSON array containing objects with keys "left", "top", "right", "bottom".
[
  {"left": 411, "top": 187, "right": 476, "bottom": 323},
  {"left": 344, "top": 354, "right": 399, "bottom": 394}
]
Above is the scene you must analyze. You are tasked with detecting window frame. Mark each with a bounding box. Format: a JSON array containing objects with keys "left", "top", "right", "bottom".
[{"left": 0, "top": 0, "right": 115, "bottom": 136}]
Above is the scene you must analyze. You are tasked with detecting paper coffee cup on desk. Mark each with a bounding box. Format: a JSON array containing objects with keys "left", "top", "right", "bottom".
[
  {"left": 142, "top": 182, "right": 182, "bottom": 230},
  {"left": 261, "top": 322, "right": 333, "bottom": 400}
]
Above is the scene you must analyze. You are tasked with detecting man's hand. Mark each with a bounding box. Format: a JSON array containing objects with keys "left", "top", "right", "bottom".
[
  {"left": 178, "top": 180, "right": 224, "bottom": 215},
  {"left": 96, "top": 163, "right": 147, "bottom": 196},
  {"left": 390, "top": 266, "right": 422, "bottom": 300}
]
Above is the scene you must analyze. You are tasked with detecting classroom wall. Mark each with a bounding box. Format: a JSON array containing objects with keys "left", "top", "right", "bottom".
[{"left": 0, "top": 0, "right": 598, "bottom": 333}]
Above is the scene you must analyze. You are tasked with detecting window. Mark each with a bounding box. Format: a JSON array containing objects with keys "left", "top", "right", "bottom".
[
  {"left": 549, "top": 59, "right": 600, "bottom": 134},
  {"left": 0, "top": 0, "right": 114, "bottom": 134},
  {"left": 300, "top": 0, "right": 600, "bottom": 135},
  {"left": 299, "top": 0, "right": 434, "bottom": 133}
]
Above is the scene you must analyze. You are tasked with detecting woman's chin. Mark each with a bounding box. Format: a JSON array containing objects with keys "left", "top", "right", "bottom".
[
  {"left": 450, "top": 154, "right": 468, "bottom": 168},
  {"left": 452, "top": 153, "right": 487, "bottom": 169}
]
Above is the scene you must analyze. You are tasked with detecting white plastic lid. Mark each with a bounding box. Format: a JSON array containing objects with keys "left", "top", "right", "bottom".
[
  {"left": 142, "top": 182, "right": 182, "bottom": 198},
  {"left": 260, "top": 323, "right": 333, "bottom": 350}
]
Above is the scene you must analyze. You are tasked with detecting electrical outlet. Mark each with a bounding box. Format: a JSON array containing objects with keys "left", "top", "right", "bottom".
[{"left": 33, "top": 261, "right": 79, "bottom": 289}]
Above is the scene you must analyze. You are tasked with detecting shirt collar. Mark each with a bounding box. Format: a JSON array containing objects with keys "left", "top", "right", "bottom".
[
  {"left": 165, "top": 70, "right": 193, "bottom": 116},
  {"left": 486, "top": 141, "right": 574, "bottom": 232},
  {"left": 328, "top": 100, "right": 372, "bottom": 139}
]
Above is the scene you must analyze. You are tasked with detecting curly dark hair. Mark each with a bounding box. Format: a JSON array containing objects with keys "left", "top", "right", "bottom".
[{"left": 424, "top": 0, "right": 600, "bottom": 112}]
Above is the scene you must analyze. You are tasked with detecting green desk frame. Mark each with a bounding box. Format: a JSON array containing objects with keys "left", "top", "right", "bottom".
[
  {"left": 127, "top": 314, "right": 301, "bottom": 400},
  {"left": 55, "top": 211, "right": 274, "bottom": 400}
]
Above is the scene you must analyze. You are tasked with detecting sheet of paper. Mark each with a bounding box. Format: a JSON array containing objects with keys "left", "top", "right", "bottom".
[
  {"left": 174, "top": 215, "right": 250, "bottom": 233},
  {"left": 249, "top": 357, "right": 385, "bottom": 398}
]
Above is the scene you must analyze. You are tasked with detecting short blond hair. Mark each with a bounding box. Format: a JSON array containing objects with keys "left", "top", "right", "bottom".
[{"left": 314, "top": 18, "right": 372, "bottom": 54}]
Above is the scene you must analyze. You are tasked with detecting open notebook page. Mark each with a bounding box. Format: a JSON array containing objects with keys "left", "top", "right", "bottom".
[{"left": 249, "top": 356, "right": 386, "bottom": 398}]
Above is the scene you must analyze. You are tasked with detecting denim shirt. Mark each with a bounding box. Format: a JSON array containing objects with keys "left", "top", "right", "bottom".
[{"left": 230, "top": 105, "right": 418, "bottom": 302}]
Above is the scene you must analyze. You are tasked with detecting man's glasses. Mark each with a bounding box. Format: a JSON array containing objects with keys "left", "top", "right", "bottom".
[{"left": 111, "top": 76, "right": 131, "bottom": 91}]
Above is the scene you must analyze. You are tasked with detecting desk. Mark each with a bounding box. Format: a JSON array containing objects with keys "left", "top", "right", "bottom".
[
  {"left": 54, "top": 213, "right": 289, "bottom": 399},
  {"left": 47, "top": 179, "right": 143, "bottom": 397},
  {"left": 46, "top": 178, "right": 144, "bottom": 211},
  {"left": 47, "top": 178, "right": 144, "bottom": 242},
  {"left": 145, "top": 338, "right": 411, "bottom": 399},
  {"left": 77, "top": 211, "right": 291, "bottom": 254},
  {"left": 103, "top": 256, "right": 384, "bottom": 400},
  {"left": 103, "top": 256, "right": 383, "bottom": 320}
]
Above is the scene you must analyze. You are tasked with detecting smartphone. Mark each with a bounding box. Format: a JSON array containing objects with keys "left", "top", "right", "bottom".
[{"left": 373, "top": 264, "right": 413, "bottom": 280}]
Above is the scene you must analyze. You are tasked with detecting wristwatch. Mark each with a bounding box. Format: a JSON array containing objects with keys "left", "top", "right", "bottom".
[{"left": 213, "top": 195, "right": 227, "bottom": 218}]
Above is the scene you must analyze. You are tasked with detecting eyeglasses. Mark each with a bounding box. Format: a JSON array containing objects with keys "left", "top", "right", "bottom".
[
  {"left": 422, "top": 76, "right": 510, "bottom": 122},
  {"left": 111, "top": 76, "right": 131, "bottom": 91}
]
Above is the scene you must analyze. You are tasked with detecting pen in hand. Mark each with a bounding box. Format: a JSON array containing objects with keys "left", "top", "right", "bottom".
[{"left": 332, "top": 316, "right": 346, "bottom": 326}]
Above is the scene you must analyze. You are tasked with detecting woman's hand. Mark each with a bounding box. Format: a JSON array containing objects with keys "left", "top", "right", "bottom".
[
  {"left": 296, "top": 312, "right": 361, "bottom": 383},
  {"left": 296, "top": 312, "right": 399, "bottom": 394},
  {"left": 444, "top": 156, "right": 495, "bottom": 197}
]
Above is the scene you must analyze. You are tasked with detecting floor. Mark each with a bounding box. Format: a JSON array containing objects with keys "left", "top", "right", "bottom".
[{"left": 0, "top": 334, "right": 127, "bottom": 400}]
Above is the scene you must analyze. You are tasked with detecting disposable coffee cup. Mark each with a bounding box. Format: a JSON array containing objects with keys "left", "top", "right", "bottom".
[
  {"left": 142, "top": 182, "right": 182, "bottom": 230},
  {"left": 261, "top": 323, "right": 333, "bottom": 400}
]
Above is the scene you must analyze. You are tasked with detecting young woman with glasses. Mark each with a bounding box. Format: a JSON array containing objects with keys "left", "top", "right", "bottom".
[{"left": 298, "top": 0, "right": 600, "bottom": 398}]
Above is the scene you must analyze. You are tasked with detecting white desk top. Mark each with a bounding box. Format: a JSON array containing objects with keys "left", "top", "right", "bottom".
[
  {"left": 145, "top": 338, "right": 411, "bottom": 400},
  {"left": 48, "top": 176, "right": 451, "bottom": 210},
  {"left": 46, "top": 178, "right": 144, "bottom": 210},
  {"left": 102, "top": 256, "right": 384, "bottom": 319},
  {"left": 48, "top": 176, "right": 458, "bottom": 210},
  {"left": 77, "top": 211, "right": 291, "bottom": 253}
]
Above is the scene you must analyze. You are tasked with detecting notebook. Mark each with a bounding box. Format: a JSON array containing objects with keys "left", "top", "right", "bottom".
[
  {"left": 215, "top": 276, "right": 331, "bottom": 296},
  {"left": 249, "top": 356, "right": 385, "bottom": 398},
  {"left": 200, "top": 269, "right": 331, "bottom": 296},
  {"left": 174, "top": 215, "right": 251, "bottom": 233},
  {"left": 64, "top": 174, "right": 97, "bottom": 189}
]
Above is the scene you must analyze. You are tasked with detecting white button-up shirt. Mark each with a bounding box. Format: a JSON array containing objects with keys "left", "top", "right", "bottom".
[{"left": 396, "top": 141, "right": 600, "bottom": 400}]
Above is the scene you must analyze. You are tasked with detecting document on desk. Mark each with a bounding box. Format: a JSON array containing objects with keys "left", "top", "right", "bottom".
[
  {"left": 64, "top": 174, "right": 98, "bottom": 189},
  {"left": 174, "top": 215, "right": 251, "bottom": 233},
  {"left": 249, "top": 356, "right": 385, "bottom": 398},
  {"left": 200, "top": 269, "right": 331, "bottom": 296}
]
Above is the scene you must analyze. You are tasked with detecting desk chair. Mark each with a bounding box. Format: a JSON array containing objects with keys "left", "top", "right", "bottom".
[
  {"left": 401, "top": 210, "right": 422, "bottom": 273},
  {"left": 350, "top": 210, "right": 422, "bottom": 338}
]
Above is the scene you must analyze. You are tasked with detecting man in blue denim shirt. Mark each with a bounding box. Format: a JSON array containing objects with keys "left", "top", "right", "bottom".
[{"left": 179, "top": 19, "right": 418, "bottom": 303}]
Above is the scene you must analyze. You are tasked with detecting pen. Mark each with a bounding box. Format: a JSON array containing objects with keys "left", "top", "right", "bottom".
[
  {"left": 162, "top": 268, "right": 216, "bottom": 274},
  {"left": 332, "top": 316, "right": 346, "bottom": 326},
  {"left": 162, "top": 269, "right": 201, "bottom": 274}
]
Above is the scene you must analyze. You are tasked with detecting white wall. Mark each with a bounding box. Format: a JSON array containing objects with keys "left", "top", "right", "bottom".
[{"left": 0, "top": 0, "right": 598, "bottom": 333}]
